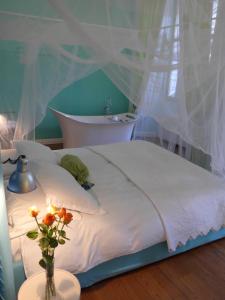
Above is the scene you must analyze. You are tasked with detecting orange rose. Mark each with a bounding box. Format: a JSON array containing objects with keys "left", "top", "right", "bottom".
[
  {"left": 58, "top": 207, "right": 67, "bottom": 219},
  {"left": 28, "top": 206, "right": 39, "bottom": 218},
  {"left": 62, "top": 212, "right": 73, "bottom": 225},
  {"left": 43, "top": 213, "right": 55, "bottom": 226}
]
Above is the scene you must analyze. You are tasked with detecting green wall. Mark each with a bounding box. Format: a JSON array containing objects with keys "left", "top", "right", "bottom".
[
  {"left": 36, "top": 70, "right": 129, "bottom": 139},
  {"left": 0, "top": 41, "right": 129, "bottom": 140},
  {"left": 0, "top": 2, "right": 130, "bottom": 140}
]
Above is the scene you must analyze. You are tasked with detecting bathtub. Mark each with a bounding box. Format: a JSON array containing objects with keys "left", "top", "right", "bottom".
[{"left": 50, "top": 108, "right": 137, "bottom": 148}]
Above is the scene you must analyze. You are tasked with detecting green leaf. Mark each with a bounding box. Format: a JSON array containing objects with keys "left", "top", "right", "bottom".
[
  {"left": 39, "top": 258, "right": 46, "bottom": 269},
  {"left": 59, "top": 230, "right": 66, "bottom": 237},
  {"left": 39, "top": 224, "right": 48, "bottom": 234},
  {"left": 39, "top": 224, "right": 48, "bottom": 230},
  {"left": 26, "top": 231, "right": 38, "bottom": 240},
  {"left": 39, "top": 237, "right": 49, "bottom": 248},
  {"left": 58, "top": 239, "right": 65, "bottom": 245},
  {"left": 48, "top": 229, "right": 54, "bottom": 238},
  {"left": 49, "top": 238, "right": 58, "bottom": 248}
]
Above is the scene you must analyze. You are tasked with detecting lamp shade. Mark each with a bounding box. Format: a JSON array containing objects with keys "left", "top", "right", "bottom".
[{"left": 7, "top": 155, "right": 36, "bottom": 193}]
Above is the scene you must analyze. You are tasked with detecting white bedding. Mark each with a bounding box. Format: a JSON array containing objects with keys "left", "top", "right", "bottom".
[
  {"left": 8, "top": 140, "right": 225, "bottom": 277},
  {"left": 10, "top": 143, "right": 165, "bottom": 277},
  {"left": 91, "top": 141, "right": 225, "bottom": 250}
]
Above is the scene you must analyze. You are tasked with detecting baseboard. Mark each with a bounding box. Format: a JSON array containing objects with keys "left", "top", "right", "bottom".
[{"left": 36, "top": 138, "right": 63, "bottom": 145}]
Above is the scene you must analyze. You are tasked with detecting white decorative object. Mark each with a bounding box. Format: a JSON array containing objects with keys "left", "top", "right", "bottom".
[
  {"left": 18, "top": 269, "right": 81, "bottom": 300},
  {"left": 50, "top": 108, "right": 137, "bottom": 148},
  {"left": 111, "top": 115, "right": 119, "bottom": 121}
]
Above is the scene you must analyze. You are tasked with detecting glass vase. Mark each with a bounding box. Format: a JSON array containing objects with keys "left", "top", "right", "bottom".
[{"left": 45, "top": 258, "right": 56, "bottom": 300}]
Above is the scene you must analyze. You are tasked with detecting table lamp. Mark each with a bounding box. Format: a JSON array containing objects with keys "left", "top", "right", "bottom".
[{"left": 3, "top": 155, "right": 36, "bottom": 193}]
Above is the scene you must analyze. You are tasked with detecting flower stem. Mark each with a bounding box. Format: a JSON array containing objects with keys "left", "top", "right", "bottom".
[{"left": 34, "top": 217, "right": 41, "bottom": 231}]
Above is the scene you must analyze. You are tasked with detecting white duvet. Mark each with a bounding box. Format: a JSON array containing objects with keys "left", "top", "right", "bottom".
[
  {"left": 9, "top": 141, "right": 225, "bottom": 277},
  {"left": 90, "top": 141, "right": 225, "bottom": 250}
]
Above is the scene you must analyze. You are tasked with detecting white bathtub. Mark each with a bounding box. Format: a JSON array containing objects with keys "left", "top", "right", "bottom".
[{"left": 50, "top": 108, "right": 137, "bottom": 148}]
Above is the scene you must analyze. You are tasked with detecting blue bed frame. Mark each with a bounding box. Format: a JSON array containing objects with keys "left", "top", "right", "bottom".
[
  {"left": 13, "top": 227, "right": 225, "bottom": 293},
  {"left": 1, "top": 165, "right": 225, "bottom": 299}
]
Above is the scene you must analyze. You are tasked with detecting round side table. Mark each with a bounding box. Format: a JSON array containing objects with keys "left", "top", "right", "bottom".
[{"left": 18, "top": 269, "right": 81, "bottom": 300}]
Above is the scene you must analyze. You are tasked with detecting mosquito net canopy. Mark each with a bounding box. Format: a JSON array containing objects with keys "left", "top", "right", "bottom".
[{"left": 1, "top": 0, "right": 225, "bottom": 175}]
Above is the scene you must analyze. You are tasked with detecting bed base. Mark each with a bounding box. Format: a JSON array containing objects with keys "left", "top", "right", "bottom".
[{"left": 13, "top": 228, "right": 225, "bottom": 293}]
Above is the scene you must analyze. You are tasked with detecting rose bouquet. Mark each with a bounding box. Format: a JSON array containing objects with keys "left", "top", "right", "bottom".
[{"left": 27, "top": 205, "right": 73, "bottom": 300}]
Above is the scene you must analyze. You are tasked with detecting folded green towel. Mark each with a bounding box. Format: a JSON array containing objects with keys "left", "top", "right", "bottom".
[{"left": 60, "top": 154, "right": 89, "bottom": 185}]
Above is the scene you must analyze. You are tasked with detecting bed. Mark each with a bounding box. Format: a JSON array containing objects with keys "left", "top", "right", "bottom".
[{"left": 4, "top": 140, "right": 225, "bottom": 293}]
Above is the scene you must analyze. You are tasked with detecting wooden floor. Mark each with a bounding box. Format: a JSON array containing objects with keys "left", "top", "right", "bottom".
[{"left": 81, "top": 238, "right": 225, "bottom": 300}]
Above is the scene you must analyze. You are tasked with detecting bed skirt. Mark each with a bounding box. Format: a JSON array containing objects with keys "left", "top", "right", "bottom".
[{"left": 14, "top": 228, "right": 225, "bottom": 293}]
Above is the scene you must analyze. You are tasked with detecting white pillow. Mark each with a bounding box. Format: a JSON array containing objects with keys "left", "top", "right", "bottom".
[
  {"left": 31, "top": 161, "right": 103, "bottom": 215},
  {"left": 1, "top": 149, "right": 17, "bottom": 178},
  {"left": 14, "top": 140, "right": 57, "bottom": 164}
]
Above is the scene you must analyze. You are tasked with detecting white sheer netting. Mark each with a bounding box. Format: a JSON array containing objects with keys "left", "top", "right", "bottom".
[{"left": 1, "top": 0, "right": 225, "bottom": 175}]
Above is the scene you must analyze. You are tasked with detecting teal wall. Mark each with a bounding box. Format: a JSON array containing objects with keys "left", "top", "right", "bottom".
[
  {"left": 0, "top": 41, "right": 24, "bottom": 114},
  {"left": 36, "top": 70, "right": 129, "bottom": 139},
  {"left": 0, "top": 41, "right": 129, "bottom": 140},
  {"left": 0, "top": 2, "right": 130, "bottom": 140}
]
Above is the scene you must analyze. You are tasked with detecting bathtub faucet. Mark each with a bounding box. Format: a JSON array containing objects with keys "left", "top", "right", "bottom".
[{"left": 104, "top": 97, "right": 112, "bottom": 115}]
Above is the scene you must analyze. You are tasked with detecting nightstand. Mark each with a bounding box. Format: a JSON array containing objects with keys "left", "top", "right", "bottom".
[{"left": 18, "top": 269, "right": 81, "bottom": 300}]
